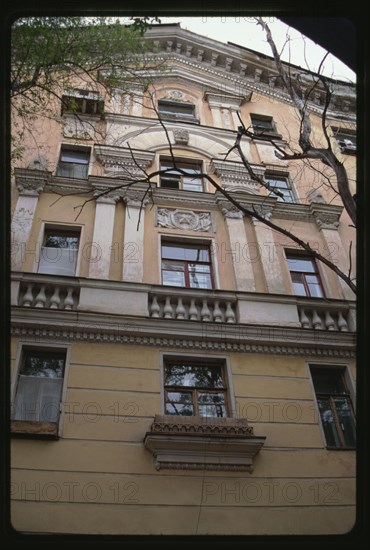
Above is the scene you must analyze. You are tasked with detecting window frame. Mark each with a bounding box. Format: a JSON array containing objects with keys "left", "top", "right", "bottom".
[
  {"left": 159, "top": 157, "right": 204, "bottom": 192},
  {"left": 265, "top": 173, "right": 295, "bottom": 202},
  {"left": 309, "top": 364, "right": 356, "bottom": 450},
  {"left": 11, "top": 343, "right": 71, "bottom": 439},
  {"left": 61, "top": 89, "right": 104, "bottom": 116},
  {"left": 56, "top": 144, "right": 91, "bottom": 179},
  {"left": 37, "top": 223, "right": 81, "bottom": 277},
  {"left": 158, "top": 99, "right": 198, "bottom": 123},
  {"left": 160, "top": 353, "right": 236, "bottom": 418},
  {"left": 331, "top": 126, "right": 356, "bottom": 155},
  {"left": 161, "top": 239, "right": 215, "bottom": 290},
  {"left": 286, "top": 252, "right": 325, "bottom": 298}
]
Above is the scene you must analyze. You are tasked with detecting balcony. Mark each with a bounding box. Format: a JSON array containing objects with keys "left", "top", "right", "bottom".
[{"left": 11, "top": 273, "right": 356, "bottom": 351}]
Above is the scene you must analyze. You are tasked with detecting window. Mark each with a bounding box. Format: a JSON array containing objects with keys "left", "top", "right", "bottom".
[
  {"left": 265, "top": 174, "right": 295, "bottom": 202},
  {"left": 310, "top": 366, "right": 356, "bottom": 449},
  {"left": 12, "top": 349, "right": 66, "bottom": 424},
  {"left": 164, "top": 359, "right": 228, "bottom": 417},
  {"left": 160, "top": 158, "right": 203, "bottom": 192},
  {"left": 158, "top": 100, "right": 197, "bottom": 122},
  {"left": 61, "top": 89, "right": 103, "bottom": 116},
  {"left": 161, "top": 241, "right": 213, "bottom": 289},
  {"left": 286, "top": 254, "right": 324, "bottom": 297},
  {"left": 56, "top": 146, "right": 90, "bottom": 179},
  {"left": 38, "top": 227, "right": 80, "bottom": 276},
  {"left": 250, "top": 114, "right": 279, "bottom": 136},
  {"left": 332, "top": 127, "right": 356, "bottom": 155}
]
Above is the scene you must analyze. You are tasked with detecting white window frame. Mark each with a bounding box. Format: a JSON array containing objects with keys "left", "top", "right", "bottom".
[
  {"left": 160, "top": 352, "right": 236, "bottom": 418},
  {"left": 265, "top": 173, "right": 296, "bottom": 203},
  {"left": 36, "top": 222, "right": 83, "bottom": 277},
  {"left": 11, "top": 342, "right": 72, "bottom": 437}
]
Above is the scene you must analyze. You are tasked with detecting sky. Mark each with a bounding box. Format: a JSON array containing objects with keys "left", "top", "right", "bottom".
[{"left": 159, "top": 16, "right": 356, "bottom": 83}]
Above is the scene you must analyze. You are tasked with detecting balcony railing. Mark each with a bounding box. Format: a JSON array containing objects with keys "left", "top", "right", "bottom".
[{"left": 11, "top": 273, "right": 355, "bottom": 333}]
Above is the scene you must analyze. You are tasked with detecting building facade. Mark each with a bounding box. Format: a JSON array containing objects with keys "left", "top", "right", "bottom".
[{"left": 10, "top": 24, "right": 356, "bottom": 535}]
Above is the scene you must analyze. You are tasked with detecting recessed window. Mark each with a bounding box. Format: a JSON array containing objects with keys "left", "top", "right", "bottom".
[
  {"left": 250, "top": 114, "right": 279, "bottom": 136},
  {"left": 160, "top": 158, "right": 203, "bottom": 192},
  {"left": 310, "top": 366, "right": 356, "bottom": 449},
  {"left": 161, "top": 241, "right": 213, "bottom": 289},
  {"left": 38, "top": 227, "right": 80, "bottom": 276},
  {"left": 12, "top": 349, "right": 66, "bottom": 424},
  {"left": 265, "top": 174, "right": 295, "bottom": 202},
  {"left": 286, "top": 253, "right": 324, "bottom": 297},
  {"left": 56, "top": 146, "right": 90, "bottom": 179},
  {"left": 158, "top": 100, "right": 197, "bottom": 122},
  {"left": 61, "top": 89, "right": 103, "bottom": 116},
  {"left": 332, "top": 127, "right": 356, "bottom": 155},
  {"left": 164, "top": 358, "right": 228, "bottom": 417}
]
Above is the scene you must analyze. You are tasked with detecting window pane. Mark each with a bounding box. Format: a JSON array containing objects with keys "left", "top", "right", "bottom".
[
  {"left": 38, "top": 247, "right": 78, "bottom": 276},
  {"left": 292, "top": 282, "right": 307, "bottom": 296},
  {"left": 44, "top": 233, "right": 79, "bottom": 249},
  {"left": 165, "top": 403, "right": 194, "bottom": 415},
  {"left": 13, "top": 376, "right": 62, "bottom": 422},
  {"left": 287, "top": 258, "right": 316, "bottom": 273},
  {"left": 21, "top": 352, "right": 65, "bottom": 378},
  {"left": 317, "top": 398, "right": 341, "bottom": 447},
  {"left": 160, "top": 178, "right": 180, "bottom": 189},
  {"left": 165, "top": 364, "right": 224, "bottom": 388},
  {"left": 166, "top": 392, "right": 193, "bottom": 403},
  {"left": 162, "top": 245, "right": 209, "bottom": 262},
  {"left": 60, "top": 150, "right": 89, "bottom": 164},
  {"left": 189, "top": 272, "right": 212, "bottom": 289},
  {"left": 162, "top": 260, "right": 185, "bottom": 271},
  {"left": 162, "top": 270, "right": 185, "bottom": 287},
  {"left": 266, "top": 177, "right": 289, "bottom": 189},
  {"left": 311, "top": 369, "right": 347, "bottom": 395},
  {"left": 189, "top": 264, "right": 211, "bottom": 273},
  {"left": 334, "top": 398, "right": 356, "bottom": 447},
  {"left": 307, "top": 283, "right": 323, "bottom": 297}
]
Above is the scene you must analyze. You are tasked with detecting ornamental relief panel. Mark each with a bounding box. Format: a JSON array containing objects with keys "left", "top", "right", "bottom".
[{"left": 156, "top": 208, "right": 213, "bottom": 232}]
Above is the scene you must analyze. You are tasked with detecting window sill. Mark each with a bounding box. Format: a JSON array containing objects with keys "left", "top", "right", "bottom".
[
  {"left": 326, "top": 446, "right": 356, "bottom": 451},
  {"left": 11, "top": 420, "right": 59, "bottom": 440},
  {"left": 254, "top": 132, "right": 283, "bottom": 140},
  {"left": 144, "top": 415, "right": 265, "bottom": 472}
]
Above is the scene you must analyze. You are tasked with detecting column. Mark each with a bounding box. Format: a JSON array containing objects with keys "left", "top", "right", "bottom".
[
  {"left": 218, "top": 202, "right": 255, "bottom": 292},
  {"left": 88, "top": 193, "right": 119, "bottom": 279},
  {"left": 11, "top": 171, "right": 47, "bottom": 271},
  {"left": 251, "top": 209, "right": 287, "bottom": 294},
  {"left": 122, "top": 191, "right": 149, "bottom": 282},
  {"left": 311, "top": 205, "right": 355, "bottom": 300}
]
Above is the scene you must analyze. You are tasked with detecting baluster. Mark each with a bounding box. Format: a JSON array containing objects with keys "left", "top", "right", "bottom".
[
  {"left": 150, "top": 295, "right": 160, "bottom": 318},
  {"left": 201, "top": 299, "right": 211, "bottom": 322},
  {"left": 225, "top": 301, "right": 236, "bottom": 323},
  {"left": 213, "top": 300, "right": 223, "bottom": 322},
  {"left": 189, "top": 299, "right": 198, "bottom": 320},
  {"left": 175, "top": 298, "right": 186, "bottom": 319},
  {"left": 64, "top": 287, "right": 74, "bottom": 310},
  {"left": 163, "top": 296, "right": 173, "bottom": 319},
  {"left": 324, "top": 310, "right": 335, "bottom": 330},
  {"left": 312, "top": 310, "right": 323, "bottom": 330},
  {"left": 22, "top": 284, "right": 34, "bottom": 307},
  {"left": 50, "top": 286, "right": 61, "bottom": 309},
  {"left": 34, "top": 285, "right": 47, "bottom": 308},
  {"left": 337, "top": 311, "right": 348, "bottom": 332},
  {"left": 299, "top": 308, "right": 310, "bottom": 328}
]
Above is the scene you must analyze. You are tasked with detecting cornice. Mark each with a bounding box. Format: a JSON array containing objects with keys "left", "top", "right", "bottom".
[{"left": 11, "top": 308, "right": 355, "bottom": 357}]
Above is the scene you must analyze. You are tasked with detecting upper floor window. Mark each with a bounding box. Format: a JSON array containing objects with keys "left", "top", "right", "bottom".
[
  {"left": 38, "top": 227, "right": 80, "bottom": 276},
  {"left": 56, "top": 146, "right": 90, "bottom": 179},
  {"left": 12, "top": 348, "right": 66, "bottom": 425},
  {"left": 160, "top": 158, "right": 203, "bottom": 192},
  {"left": 286, "top": 253, "right": 324, "bottom": 297},
  {"left": 158, "top": 100, "right": 198, "bottom": 123},
  {"left": 161, "top": 241, "right": 213, "bottom": 289},
  {"left": 250, "top": 114, "right": 280, "bottom": 137},
  {"left": 164, "top": 358, "right": 228, "bottom": 417},
  {"left": 332, "top": 127, "right": 356, "bottom": 155},
  {"left": 265, "top": 174, "right": 295, "bottom": 202},
  {"left": 310, "top": 366, "right": 356, "bottom": 449},
  {"left": 61, "top": 89, "right": 103, "bottom": 116}
]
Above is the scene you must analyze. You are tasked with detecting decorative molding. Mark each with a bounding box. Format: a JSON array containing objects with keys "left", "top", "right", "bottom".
[
  {"left": 310, "top": 203, "right": 343, "bottom": 230},
  {"left": 172, "top": 128, "right": 189, "bottom": 145},
  {"left": 94, "top": 145, "right": 154, "bottom": 178},
  {"left": 164, "top": 90, "right": 186, "bottom": 101},
  {"left": 14, "top": 168, "right": 50, "bottom": 196},
  {"left": 144, "top": 415, "right": 265, "bottom": 472},
  {"left": 157, "top": 208, "right": 213, "bottom": 232},
  {"left": 218, "top": 203, "right": 244, "bottom": 219},
  {"left": 210, "top": 159, "right": 264, "bottom": 194}
]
